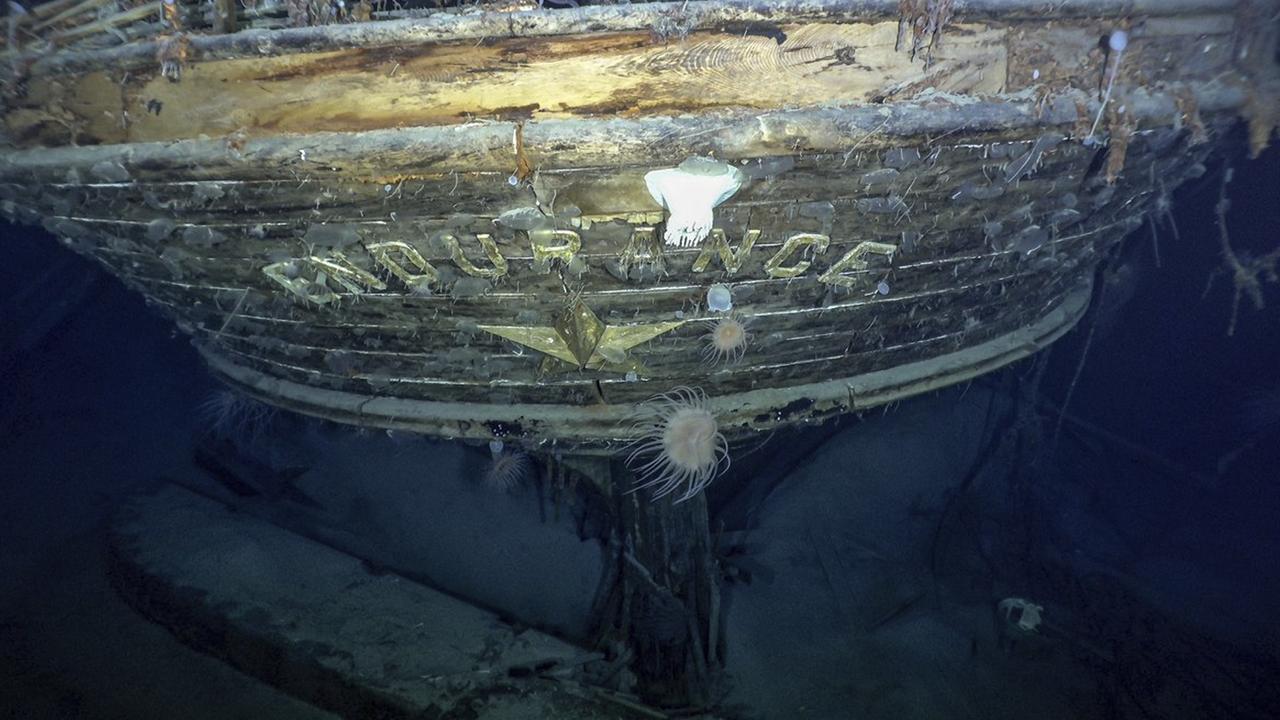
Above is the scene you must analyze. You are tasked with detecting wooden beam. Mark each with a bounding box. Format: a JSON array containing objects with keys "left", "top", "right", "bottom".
[
  {"left": 47, "top": 2, "right": 162, "bottom": 44},
  {"left": 33, "top": 0, "right": 115, "bottom": 33},
  {"left": 608, "top": 456, "right": 721, "bottom": 708},
  {"left": 0, "top": 82, "right": 1247, "bottom": 181},
  {"left": 22, "top": 0, "right": 1240, "bottom": 75},
  {"left": 212, "top": 0, "right": 238, "bottom": 35},
  {"left": 102, "top": 21, "right": 1003, "bottom": 144}
]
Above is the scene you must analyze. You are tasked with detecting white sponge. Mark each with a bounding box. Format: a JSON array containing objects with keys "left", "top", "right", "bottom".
[{"left": 645, "top": 157, "right": 748, "bottom": 248}]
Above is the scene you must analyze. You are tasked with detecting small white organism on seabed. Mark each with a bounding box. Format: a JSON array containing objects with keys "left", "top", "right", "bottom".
[
  {"left": 706, "top": 283, "right": 733, "bottom": 312},
  {"left": 703, "top": 314, "right": 750, "bottom": 365},
  {"left": 645, "top": 157, "right": 748, "bottom": 248},
  {"left": 627, "top": 387, "right": 730, "bottom": 503}
]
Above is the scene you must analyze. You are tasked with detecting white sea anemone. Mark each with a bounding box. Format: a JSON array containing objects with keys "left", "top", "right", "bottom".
[
  {"left": 703, "top": 314, "right": 750, "bottom": 365},
  {"left": 483, "top": 439, "right": 533, "bottom": 492},
  {"left": 627, "top": 387, "right": 730, "bottom": 503},
  {"left": 198, "top": 388, "right": 277, "bottom": 445}
]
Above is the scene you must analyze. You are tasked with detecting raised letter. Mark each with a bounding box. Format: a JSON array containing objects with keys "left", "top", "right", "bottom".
[
  {"left": 764, "top": 233, "right": 830, "bottom": 278},
  {"left": 818, "top": 241, "right": 897, "bottom": 288},
  {"left": 366, "top": 241, "right": 440, "bottom": 292},
  {"left": 617, "top": 226, "right": 664, "bottom": 276},
  {"left": 693, "top": 228, "right": 760, "bottom": 275},
  {"left": 440, "top": 233, "right": 509, "bottom": 279},
  {"left": 528, "top": 228, "right": 582, "bottom": 266},
  {"left": 263, "top": 252, "right": 385, "bottom": 305}
]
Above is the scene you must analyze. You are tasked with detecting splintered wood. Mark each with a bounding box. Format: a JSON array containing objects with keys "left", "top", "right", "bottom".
[
  {"left": 7, "top": 21, "right": 1006, "bottom": 146},
  {"left": 896, "top": 0, "right": 954, "bottom": 67}
]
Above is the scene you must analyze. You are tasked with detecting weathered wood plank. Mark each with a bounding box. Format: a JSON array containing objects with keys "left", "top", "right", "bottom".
[
  {"left": 11, "top": 137, "right": 1097, "bottom": 229},
  {"left": 1, "top": 81, "right": 1244, "bottom": 181},
  {"left": 196, "top": 283, "right": 1091, "bottom": 444},
  {"left": 11, "top": 22, "right": 1006, "bottom": 146},
  {"left": 19, "top": 0, "right": 1241, "bottom": 76},
  {"left": 117, "top": 269, "right": 1077, "bottom": 408},
  {"left": 83, "top": 219, "right": 1098, "bottom": 327},
  {"left": 148, "top": 267, "right": 1072, "bottom": 366}
]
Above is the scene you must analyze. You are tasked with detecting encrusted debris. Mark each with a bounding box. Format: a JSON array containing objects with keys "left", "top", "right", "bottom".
[{"left": 896, "top": 0, "right": 954, "bottom": 67}]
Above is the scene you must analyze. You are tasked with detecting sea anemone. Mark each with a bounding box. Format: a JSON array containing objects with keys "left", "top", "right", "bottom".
[
  {"left": 198, "top": 388, "right": 277, "bottom": 445},
  {"left": 483, "top": 439, "right": 534, "bottom": 491},
  {"left": 703, "top": 314, "right": 750, "bottom": 365},
  {"left": 627, "top": 387, "right": 730, "bottom": 502}
]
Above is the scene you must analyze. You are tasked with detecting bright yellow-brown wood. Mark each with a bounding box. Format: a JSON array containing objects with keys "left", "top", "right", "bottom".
[{"left": 8, "top": 22, "right": 1005, "bottom": 146}]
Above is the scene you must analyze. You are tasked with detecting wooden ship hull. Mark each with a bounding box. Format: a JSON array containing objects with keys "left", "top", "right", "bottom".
[
  {"left": 2, "top": 0, "right": 1277, "bottom": 449},
  {"left": 5, "top": 1, "right": 1279, "bottom": 713}
]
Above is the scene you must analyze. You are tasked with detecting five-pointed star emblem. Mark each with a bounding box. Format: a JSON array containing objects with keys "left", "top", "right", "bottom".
[{"left": 479, "top": 299, "right": 684, "bottom": 373}]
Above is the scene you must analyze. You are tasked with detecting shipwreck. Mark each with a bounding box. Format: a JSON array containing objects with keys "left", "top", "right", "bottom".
[{"left": 2, "top": 0, "right": 1277, "bottom": 714}]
